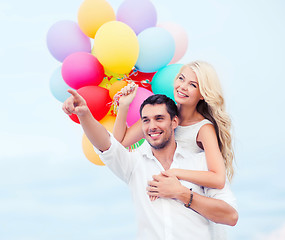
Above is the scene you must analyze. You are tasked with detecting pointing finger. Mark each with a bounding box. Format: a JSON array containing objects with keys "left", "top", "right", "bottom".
[{"left": 67, "top": 89, "right": 83, "bottom": 101}]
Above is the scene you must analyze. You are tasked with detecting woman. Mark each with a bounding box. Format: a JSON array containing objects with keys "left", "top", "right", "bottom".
[{"left": 113, "top": 61, "right": 234, "bottom": 190}]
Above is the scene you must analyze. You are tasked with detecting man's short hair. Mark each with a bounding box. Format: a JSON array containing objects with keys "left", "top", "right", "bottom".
[{"left": 139, "top": 94, "right": 179, "bottom": 120}]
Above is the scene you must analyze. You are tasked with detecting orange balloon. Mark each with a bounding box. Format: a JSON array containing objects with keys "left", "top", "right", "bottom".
[
  {"left": 99, "top": 114, "right": 116, "bottom": 132},
  {"left": 78, "top": 0, "right": 116, "bottom": 38},
  {"left": 82, "top": 114, "right": 116, "bottom": 166},
  {"left": 109, "top": 80, "right": 128, "bottom": 99}
]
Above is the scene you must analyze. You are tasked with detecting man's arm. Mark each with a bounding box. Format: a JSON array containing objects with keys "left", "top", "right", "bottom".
[
  {"left": 147, "top": 172, "right": 238, "bottom": 226},
  {"left": 63, "top": 89, "right": 136, "bottom": 183},
  {"left": 62, "top": 89, "right": 110, "bottom": 152}
]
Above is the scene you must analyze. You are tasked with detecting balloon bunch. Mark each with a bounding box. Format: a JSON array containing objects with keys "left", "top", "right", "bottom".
[{"left": 47, "top": 0, "right": 188, "bottom": 166}]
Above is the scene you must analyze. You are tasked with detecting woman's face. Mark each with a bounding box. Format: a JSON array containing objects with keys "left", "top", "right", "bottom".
[{"left": 173, "top": 67, "right": 203, "bottom": 106}]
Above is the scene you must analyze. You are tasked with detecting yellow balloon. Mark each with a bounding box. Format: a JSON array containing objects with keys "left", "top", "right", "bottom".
[
  {"left": 78, "top": 0, "right": 116, "bottom": 38},
  {"left": 82, "top": 114, "right": 116, "bottom": 166},
  {"left": 93, "top": 21, "right": 139, "bottom": 74}
]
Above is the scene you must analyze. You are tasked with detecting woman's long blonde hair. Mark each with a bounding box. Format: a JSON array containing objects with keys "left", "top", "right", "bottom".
[{"left": 183, "top": 61, "right": 234, "bottom": 181}]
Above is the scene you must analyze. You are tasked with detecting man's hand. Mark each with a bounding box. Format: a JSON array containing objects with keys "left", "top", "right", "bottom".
[
  {"left": 147, "top": 171, "right": 184, "bottom": 199},
  {"left": 62, "top": 89, "right": 89, "bottom": 117}
]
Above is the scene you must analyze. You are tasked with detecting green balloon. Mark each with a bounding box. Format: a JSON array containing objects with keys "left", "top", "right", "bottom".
[
  {"left": 128, "top": 138, "right": 146, "bottom": 151},
  {"left": 151, "top": 64, "right": 183, "bottom": 102}
]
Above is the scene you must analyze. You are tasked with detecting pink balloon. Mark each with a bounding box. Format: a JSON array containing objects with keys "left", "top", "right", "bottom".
[
  {"left": 62, "top": 52, "right": 104, "bottom": 89},
  {"left": 127, "top": 87, "right": 153, "bottom": 126},
  {"left": 157, "top": 22, "right": 188, "bottom": 64}
]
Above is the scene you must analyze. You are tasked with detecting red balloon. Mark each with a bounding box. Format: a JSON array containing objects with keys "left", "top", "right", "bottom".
[
  {"left": 69, "top": 86, "right": 112, "bottom": 124},
  {"left": 129, "top": 70, "right": 155, "bottom": 91}
]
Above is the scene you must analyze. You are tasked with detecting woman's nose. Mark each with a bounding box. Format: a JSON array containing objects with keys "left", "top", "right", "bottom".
[{"left": 180, "top": 82, "right": 188, "bottom": 90}]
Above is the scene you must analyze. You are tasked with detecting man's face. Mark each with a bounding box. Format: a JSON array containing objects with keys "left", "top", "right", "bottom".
[{"left": 141, "top": 104, "right": 177, "bottom": 150}]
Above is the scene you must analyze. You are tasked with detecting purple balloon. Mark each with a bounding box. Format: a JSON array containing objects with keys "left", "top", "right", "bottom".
[
  {"left": 46, "top": 20, "right": 91, "bottom": 62},
  {"left": 117, "top": 0, "right": 157, "bottom": 35}
]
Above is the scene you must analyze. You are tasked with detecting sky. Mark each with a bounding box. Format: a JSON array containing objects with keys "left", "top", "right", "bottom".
[{"left": 0, "top": 0, "right": 285, "bottom": 239}]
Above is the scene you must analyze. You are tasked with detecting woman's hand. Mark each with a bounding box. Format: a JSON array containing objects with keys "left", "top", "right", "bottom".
[
  {"left": 119, "top": 82, "right": 138, "bottom": 108},
  {"left": 164, "top": 168, "right": 179, "bottom": 178},
  {"left": 147, "top": 171, "right": 184, "bottom": 199}
]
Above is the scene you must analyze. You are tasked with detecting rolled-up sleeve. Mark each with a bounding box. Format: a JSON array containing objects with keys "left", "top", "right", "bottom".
[{"left": 93, "top": 133, "right": 137, "bottom": 184}]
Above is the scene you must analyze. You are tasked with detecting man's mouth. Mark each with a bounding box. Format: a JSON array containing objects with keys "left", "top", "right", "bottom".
[{"left": 148, "top": 132, "right": 163, "bottom": 139}]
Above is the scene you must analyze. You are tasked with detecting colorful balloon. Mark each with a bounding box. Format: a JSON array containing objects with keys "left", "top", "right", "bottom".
[
  {"left": 78, "top": 0, "right": 116, "bottom": 38},
  {"left": 62, "top": 52, "right": 104, "bottom": 90},
  {"left": 151, "top": 64, "right": 183, "bottom": 102},
  {"left": 129, "top": 70, "right": 155, "bottom": 91},
  {"left": 135, "top": 27, "right": 175, "bottom": 73},
  {"left": 109, "top": 80, "right": 128, "bottom": 99},
  {"left": 127, "top": 87, "right": 153, "bottom": 126},
  {"left": 99, "top": 114, "right": 117, "bottom": 132},
  {"left": 99, "top": 76, "right": 119, "bottom": 90},
  {"left": 93, "top": 21, "right": 139, "bottom": 74},
  {"left": 82, "top": 133, "right": 105, "bottom": 166},
  {"left": 46, "top": 20, "right": 91, "bottom": 62},
  {"left": 49, "top": 66, "right": 74, "bottom": 102},
  {"left": 99, "top": 70, "right": 125, "bottom": 89},
  {"left": 82, "top": 114, "right": 116, "bottom": 166},
  {"left": 117, "top": 0, "right": 157, "bottom": 35},
  {"left": 158, "top": 22, "right": 188, "bottom": 64},
  {"left": 69, "top": 86, "right": 112, "bottom": 123}
]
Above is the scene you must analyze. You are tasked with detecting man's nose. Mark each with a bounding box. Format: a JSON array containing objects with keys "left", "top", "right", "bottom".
[{"left": 149, "top": 120, "right": 157, "bottom": 130}]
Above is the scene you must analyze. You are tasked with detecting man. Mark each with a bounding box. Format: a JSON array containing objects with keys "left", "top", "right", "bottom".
[{"left": 63, "top": 90, "right": 238, "bottom": 239}]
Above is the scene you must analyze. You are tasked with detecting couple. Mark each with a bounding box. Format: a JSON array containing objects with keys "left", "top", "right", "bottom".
[{"left": 62, "top": 61, "right": 238, "bottom": 239}]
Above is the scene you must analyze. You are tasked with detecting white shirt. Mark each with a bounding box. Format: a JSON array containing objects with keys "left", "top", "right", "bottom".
[{"left": 94, "top": 134, "right": 237, "bottom": 240}]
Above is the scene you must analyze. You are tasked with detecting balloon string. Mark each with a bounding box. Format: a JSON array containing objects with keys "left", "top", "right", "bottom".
[
  {"left": 111, "top": 78, "right": 135, "bottom": 116},
  {"left": 105, "top": 69, "right": 152, "bottom": 116}
]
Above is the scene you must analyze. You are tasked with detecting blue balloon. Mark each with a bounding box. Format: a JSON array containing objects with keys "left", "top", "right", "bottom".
[
  {"left": 135, "top": 27, "right": 175, "bottom": 73},
  {"left": 151, "top": 64, "right": 183, "bottom": 102},
  {"left": 49, "top": 66, "right": 73, "bottom": 102}
]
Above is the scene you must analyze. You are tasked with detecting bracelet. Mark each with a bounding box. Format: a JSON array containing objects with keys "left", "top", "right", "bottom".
[{"left": 184, "top": 188, "right": 193, "bottom": 208}]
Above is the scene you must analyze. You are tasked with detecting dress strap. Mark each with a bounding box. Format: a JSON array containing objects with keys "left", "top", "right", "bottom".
[{"left": 194, "top": 119, "right": 213, "bottom": 141}]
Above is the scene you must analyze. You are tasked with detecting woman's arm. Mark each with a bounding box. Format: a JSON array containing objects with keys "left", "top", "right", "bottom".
[
  {"left": 168, "top": 124, "right": 226, "bottom": 189},
  {"left": 113, "top": 83, "right": 144, "bottom": 147},
  {"left": 147, "top": 172, "right": 238, "bottom": 226}
]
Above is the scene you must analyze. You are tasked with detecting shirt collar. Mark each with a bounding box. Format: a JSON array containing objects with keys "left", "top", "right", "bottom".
[{"left": 140, "top": 141, "right": 187, "bottom": 160}]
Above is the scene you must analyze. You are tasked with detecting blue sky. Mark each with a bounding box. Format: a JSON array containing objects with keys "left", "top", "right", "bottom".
[{"left": 1, "top": 0, "right": 285, "bottom": 239}]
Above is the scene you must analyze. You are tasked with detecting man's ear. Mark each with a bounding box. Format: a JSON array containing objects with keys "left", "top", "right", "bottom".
[{"left": 172, "top": 115, "right": 179, "bottom": 129}]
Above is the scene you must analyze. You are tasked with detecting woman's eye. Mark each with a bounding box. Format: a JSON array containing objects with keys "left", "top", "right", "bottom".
[
  {"left": 191, "top": 83, "right": 197, "bottom": 88},
  {"left": 178, "top": 76, "right": 184, "bottom": 81}
]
